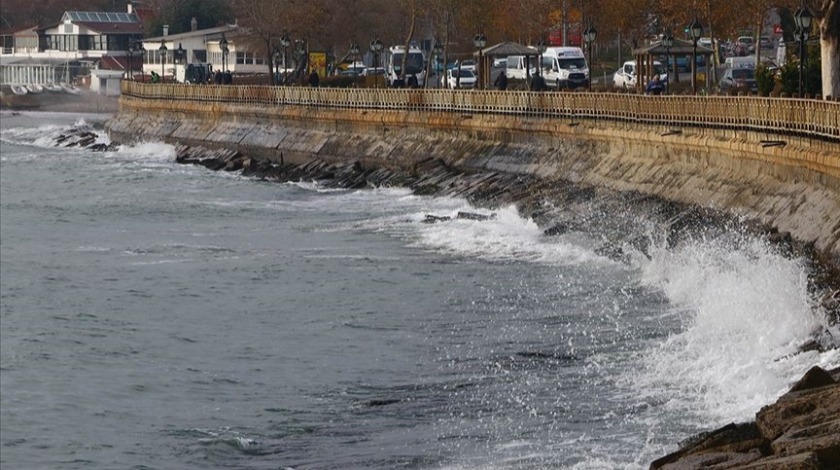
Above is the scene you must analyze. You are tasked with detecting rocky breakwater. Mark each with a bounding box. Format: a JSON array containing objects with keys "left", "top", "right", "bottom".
[{"left": 650, "top": 366, "right": 840, "bottom": 470}]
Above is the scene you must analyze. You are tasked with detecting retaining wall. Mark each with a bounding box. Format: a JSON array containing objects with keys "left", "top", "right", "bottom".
[{"left": 106, "top": 90, "right": 840, "bottom": 262}]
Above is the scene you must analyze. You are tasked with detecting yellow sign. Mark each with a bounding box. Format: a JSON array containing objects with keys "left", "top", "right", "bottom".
[{"left": 309, "top": 52, "right": 327, "bottom": 79}]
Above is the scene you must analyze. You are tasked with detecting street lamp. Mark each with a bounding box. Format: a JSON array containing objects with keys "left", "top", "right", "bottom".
[
  {"left": 220, "top": 33, "right": 229, "bottom": 78},
  {"left": 433, "top": 39, "right": 443, "bottom": 88},
  {"left": 535, "top": 39, "right": 547, "bottom": 86},
  {"left": 176, "top": 43, "right": 185, "bottom": 64},
  {"left": 687, "top": 17, "right": 703, "bottom": 94},
  {"left": 280, "top": 31, "right": 290, "bottom": 86},
  {"left": 583, "top": 24, "right": 597, "bottom": 91},
  {"left": 473, "top": 33, "right": 486, "bottom": 89},
  {"left": 158, "top": 39, "right": 167, "bottom": 80},
  {"left": 350, "top": 40, "right": 360, "bottom": 87},
  {"left": 662, "top": 31, "right": 674, "bottom": 94},
  {"left": 370, "top": 38, "right": 383, "bottom": 88},
  {"left": 128, "top": 40, "right": 137, "bottom": 80},
  {"left": 794, "top": 3, "right": 812, "bottom": 98},
  {"left": 273, "top": 49, "right": 281, "bottom": 85}
]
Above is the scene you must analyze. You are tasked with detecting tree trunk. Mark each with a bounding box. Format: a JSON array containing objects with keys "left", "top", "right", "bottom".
[{"left": 820, "top": 0, "right": 839, "bottom": 99}]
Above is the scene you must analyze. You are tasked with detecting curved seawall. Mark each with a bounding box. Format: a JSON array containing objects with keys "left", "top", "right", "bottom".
[{"left": 106, "top": 91, "right": 840, "bottom": 264}]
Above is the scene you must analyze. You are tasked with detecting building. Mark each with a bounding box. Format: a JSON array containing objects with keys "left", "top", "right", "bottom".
[{"left": 140, "top": 23, "right": 266, "bottom": 82}]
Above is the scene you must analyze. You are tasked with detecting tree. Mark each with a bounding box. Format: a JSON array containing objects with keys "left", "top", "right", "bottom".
[{"left": 812, "top": 0, "right": 839, "bottom": 98}]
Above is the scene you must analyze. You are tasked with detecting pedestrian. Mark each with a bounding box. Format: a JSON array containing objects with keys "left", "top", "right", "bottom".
[
  {"left": 494, "top": 71, "right": 508, "bottom": 90},
  {"left": 530, "top": 72, "right": 547, "bottom": 92},
  {"left": 214, "top": 70, "right": 223, "bottom": 85},
  {"left": 308, "top": 70, "right": 320, "bottom": 87},
  {"left": 646, "top": 75, "right": 664, "bottom": 95}
]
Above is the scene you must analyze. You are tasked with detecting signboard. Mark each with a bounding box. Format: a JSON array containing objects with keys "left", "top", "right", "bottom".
[{"left": 308, "top": 52, "right": 327, "bottom": 78}]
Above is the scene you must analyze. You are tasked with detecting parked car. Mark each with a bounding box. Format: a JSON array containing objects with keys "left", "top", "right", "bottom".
[
  {"left": 493, "top": 57, "right": 507, "bottom": 69},
  {"left": 735, "top": 36, "right": 755, "bottom": 56},
  {"left": 698, "top": 37, "right": 713, "bottom": 49},
  {"left": 457, "top": 60, "right": 476, "bottom": 71},
  {"left": 719, "top": 67, "right": 757, "bottom": 93},
  {"left": 446, "top": 68, "right": 477, "bottom": 88},
  {"left": 613, "top": 60, "right": 667, "bottom": 89},
  {"left": 759, "top": 36, "right": 773, "bottom": 50},
  {"left": 362, "top": 67, "right": 386, "bottom": 76}
]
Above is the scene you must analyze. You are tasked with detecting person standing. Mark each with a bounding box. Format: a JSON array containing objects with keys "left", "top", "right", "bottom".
[
  {"left": 308, "top": 70, "right": 320, "bottom": 87},
  {"left": 646, "top": 75, "right": 664, "bottom": 95},
  {"left": 494, "top": 71, "right": 508, "bottom": 90}
]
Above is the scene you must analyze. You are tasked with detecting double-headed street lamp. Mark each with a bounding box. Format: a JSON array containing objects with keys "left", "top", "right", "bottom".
[
  {"left": 349, "top": 40, "right": 360, "bottom": 87},
  {"left": 687, "top": 17, "right": 703, "bottom": 94},
  {"left": 583, "top": 24, "right": 597, "bottom": 91},
  {"left": 794, "top": 3, "right": 813, "bottom": 98},
  {"left": 128, "top": 40, "right": 144, "bottom": 81},
  {"left": 473, "top": 33, "right": 487, "bottom": 89},
  {"left": 370, "top": 38, "right": 383, "bottom": 88},
  {"left": 662, "top": 31, "right": 674, "bottom": 95},
  {"left": 158, "top": 39, "right": 167, "bottom": 80}
]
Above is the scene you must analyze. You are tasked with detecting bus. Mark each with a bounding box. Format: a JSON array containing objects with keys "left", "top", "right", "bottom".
[{"left": 387, "top": 45, "right": 426, "bottom": 87}]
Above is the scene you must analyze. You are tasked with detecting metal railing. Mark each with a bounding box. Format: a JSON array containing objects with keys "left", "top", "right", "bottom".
[{"left": 121, "top": 81, "right": 840, "bottom": 142}]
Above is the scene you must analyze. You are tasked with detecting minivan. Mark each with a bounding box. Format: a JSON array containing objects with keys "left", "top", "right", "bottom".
[{"left": 538, "top": 47, "right": 589, "bottom": 89}]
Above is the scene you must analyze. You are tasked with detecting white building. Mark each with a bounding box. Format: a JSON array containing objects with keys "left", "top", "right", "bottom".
[{"left": 141, "top": 24, "right": 266, "bottom": 82}]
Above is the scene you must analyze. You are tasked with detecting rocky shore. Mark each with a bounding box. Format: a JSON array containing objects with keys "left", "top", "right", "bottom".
[{"left": 650, "top": 366, "right": 840, "bottom": 470}]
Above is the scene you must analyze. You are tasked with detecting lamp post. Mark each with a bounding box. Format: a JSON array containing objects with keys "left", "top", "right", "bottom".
[
  {"left": 794, "top": 3, "right": 812, "bottom": 98},
  {"left": 176, "top": 43, "right": 185, "bottom": 64},
  {"left": 473, "top": 33, "right": 486, "bottom": 89},
  {"left": 350, "top": 40, "right": 360, "bottom": 87},
  {"left": 370, "top": 38, "right": 383, "bottom": 88},
  {"left": 535, "top": 39, "right": 547, "bottom": 86},
  {"left": 662, "top": 32, "right": 674, "bottom": 95},
  {"left": 583, "top": 24, "right": 597, "bottom": 91},
  {"left": 280, "top": 31, "right": 290, "bottom": 86},
  {"left": 128, "top": 40, "right": 137, "bottom": 80},
  {"left": 295, "top": 39, "right": 305, "bottom": 85},
  {"left": 273, "top": 49, "right": 281, "bottom": 85},
  {"left": 687, "top": 17, "right": 703, "bottom": 94},
  {"left": 158, "top": 39, "right": 167, "bottom": 81},
  {"left": 220, "top": 34, "right": 229, "bottom": 77},
  {"left": 433, "top": 39, "right": 443, "bottom": 88}
]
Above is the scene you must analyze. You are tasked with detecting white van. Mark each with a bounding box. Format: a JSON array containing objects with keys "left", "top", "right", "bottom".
[
  {"left": 506, "top": 55, "right": 530, "bottom": 80},
  {"left": 539, "top": 47, "right": 589, "bottom": 89}
]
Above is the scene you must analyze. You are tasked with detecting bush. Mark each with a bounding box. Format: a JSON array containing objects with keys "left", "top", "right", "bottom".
[{"left": 756, "top": 64, "right": 775, "bottom": 96}]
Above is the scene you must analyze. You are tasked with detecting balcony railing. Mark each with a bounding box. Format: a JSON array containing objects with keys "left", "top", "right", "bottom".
[{"left": 121, "top": 81, "right": 840, "bottom": 142}]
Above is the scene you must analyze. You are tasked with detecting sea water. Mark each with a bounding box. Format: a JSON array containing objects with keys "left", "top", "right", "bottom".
[{"left": 1, "top": 111, "right": 838, "bottom": 470}]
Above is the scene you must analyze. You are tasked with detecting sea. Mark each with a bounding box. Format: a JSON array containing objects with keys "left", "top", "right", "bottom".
[{"left": 1, "top": 110, "right": 838, "bottom": 470}]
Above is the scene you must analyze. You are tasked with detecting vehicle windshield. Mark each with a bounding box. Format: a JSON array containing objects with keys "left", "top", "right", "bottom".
[
  {"left": 654, "top": 63, "right": 667, "bottom": 75},
  {"left": 451, "top": 69, "right": 474, "bottom": 78},
  {"left": 557, "top": 58, "right": 587, "bottom": 70},
  {"left": 392, "top": 52, "right": 425, "bottom": 74},
  {"left": 732, "top": 69, "right": 755, "bottom": 80}
]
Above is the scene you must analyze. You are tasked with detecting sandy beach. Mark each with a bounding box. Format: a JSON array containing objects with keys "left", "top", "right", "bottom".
[{"left": 0, "top": 89, "right": 119, "bottom": 114}]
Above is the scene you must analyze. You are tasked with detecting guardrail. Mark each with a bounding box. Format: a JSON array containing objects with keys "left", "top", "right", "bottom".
[{"left": 121, "top": 81, "right": 840, "bottom": 142}]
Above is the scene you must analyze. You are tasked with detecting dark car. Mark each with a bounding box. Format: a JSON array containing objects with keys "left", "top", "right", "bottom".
[{"left": 719, "top": 67, "right": 757, "bottom": 93}]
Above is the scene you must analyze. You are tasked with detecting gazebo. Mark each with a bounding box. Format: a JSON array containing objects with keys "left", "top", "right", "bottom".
[
  {"left": 631, "top": 38, "right": 714, "bottom": 93},
  {"left": 474, "top": 41, "right": 540, "bottom": 89}
]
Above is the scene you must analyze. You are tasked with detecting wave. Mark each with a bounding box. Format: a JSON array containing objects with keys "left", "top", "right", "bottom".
[{"left": 631, "top": 232, "right": 840, "bottom": 425}]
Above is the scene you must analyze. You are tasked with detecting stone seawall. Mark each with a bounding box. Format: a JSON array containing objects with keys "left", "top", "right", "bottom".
[{"left": 106, "top": 95, "right": 840, "bottom": 264}]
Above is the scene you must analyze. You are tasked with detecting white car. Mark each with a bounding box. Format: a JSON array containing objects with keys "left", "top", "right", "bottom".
[
  {"left": 446, "top": 68, "right": 476, "bottom": 89},
  {"left": 613, "top": 60, "right": 667, "bottom": 89}
]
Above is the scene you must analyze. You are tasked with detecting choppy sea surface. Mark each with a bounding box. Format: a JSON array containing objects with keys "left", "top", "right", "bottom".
[{"left": 1, "top": 111, "right": 838, "bottom": 470}]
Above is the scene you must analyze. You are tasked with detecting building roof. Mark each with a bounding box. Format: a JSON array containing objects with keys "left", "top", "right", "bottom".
[
  {"left": 633, "top": 38, "right": 714, "bottom": 56},
  {"left": 479, "top": 42, "right": 540, "bottom": 57},
  {"left": 64, "top": 11, "right": 139, "bottom": 23}
]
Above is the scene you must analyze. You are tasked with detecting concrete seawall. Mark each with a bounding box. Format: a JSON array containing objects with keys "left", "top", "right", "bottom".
[{"left": 106, "top": 94, "right": 840, "bottom": 263}]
